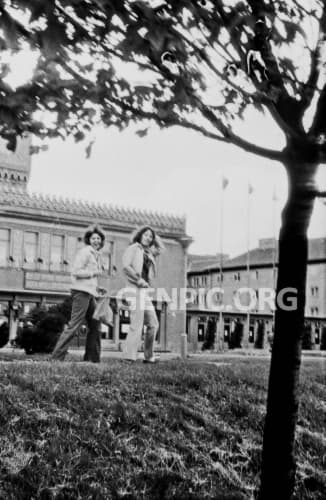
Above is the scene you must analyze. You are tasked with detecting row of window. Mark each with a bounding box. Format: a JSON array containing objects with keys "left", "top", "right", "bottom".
[
  {"left": 0, "top": 172, "right": 28, "bottom": 182},
  {"left": 233, "top": 271, "right": 263, "bottom": 281},
  {"left": 0, "top": 228, "right": 114, "bottom": 274},
  {"left": 190, "top": 275, "right": 209, "bottom": 287},
  {"left": 192, "top": 316, "right": 322, "bottom": 343},
  {"left": 189, "top": 269, "right": 277, "bottom": 288}
]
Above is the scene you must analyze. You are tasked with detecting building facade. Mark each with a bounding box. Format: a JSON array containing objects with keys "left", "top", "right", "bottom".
[
  {"left": 0, "top": 138, "right": 191, "bottom": 352},
  {"left": 187, "top": 238, "right": 326, "bottom": 351}
]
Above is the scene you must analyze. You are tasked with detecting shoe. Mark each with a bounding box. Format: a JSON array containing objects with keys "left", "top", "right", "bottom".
[{"left": 143, "top": 357, "right": 159, "bottom": 364}]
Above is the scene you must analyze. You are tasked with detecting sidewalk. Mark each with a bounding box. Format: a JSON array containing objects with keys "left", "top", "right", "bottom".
[
  {"left": 1, "top": 347, "right": 325, "bottom": 362},
  {"left": 50, "top": 347, "right": 326, "bottom": 362}
]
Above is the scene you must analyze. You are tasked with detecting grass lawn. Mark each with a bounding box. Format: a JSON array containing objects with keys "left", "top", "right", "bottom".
[{"left": 0, "top": 353, "right": 325, "bottom": 499}]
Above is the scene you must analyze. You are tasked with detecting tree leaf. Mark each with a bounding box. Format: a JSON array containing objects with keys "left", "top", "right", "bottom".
[{"left": 135, "top": 128, "right": 148, "bottom": 137}]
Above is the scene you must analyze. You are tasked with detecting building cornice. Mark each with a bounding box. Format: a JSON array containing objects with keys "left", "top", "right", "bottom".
[{"left": 0, "top": 185, "right": 188, "bottom": 238}]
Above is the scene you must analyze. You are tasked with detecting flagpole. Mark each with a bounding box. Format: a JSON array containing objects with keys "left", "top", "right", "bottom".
[
  {"left": 217, "top": 176, "right": 228, "bottom": 351},
  {"left": 246, "top": 183, "right": 252, "bottom": 345}
]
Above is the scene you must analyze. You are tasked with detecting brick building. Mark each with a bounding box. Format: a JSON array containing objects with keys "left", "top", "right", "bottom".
[
  {"left": 0, "top": 138, "right": 191, "bottom": 352},
  {"left": 187, "top": 238, "right": 326, "bottom": 351}
]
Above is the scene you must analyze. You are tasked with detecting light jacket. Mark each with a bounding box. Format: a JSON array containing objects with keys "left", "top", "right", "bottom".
[
  {"left": 71, "top": 245, "right": 103, "bottom": 297},
  {"left": 122, "top": 242, "right": 156, "bottom": 287}
]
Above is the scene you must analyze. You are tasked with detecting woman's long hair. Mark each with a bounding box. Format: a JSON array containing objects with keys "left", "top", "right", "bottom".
[
  {"left": 83, "top": 224, "right": 105, "bottom": 249},
  {"left": 130, "top": 225, "right": 164, "bottom": 249}
]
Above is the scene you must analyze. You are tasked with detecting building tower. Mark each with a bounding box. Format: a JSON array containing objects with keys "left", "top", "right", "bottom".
[{"left": 0, "top": 136, "right": 31, "bottom": 190}]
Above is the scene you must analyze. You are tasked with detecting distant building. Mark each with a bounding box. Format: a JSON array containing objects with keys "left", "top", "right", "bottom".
[
  {"left": 187, "top": 237, "right": 326, "bottom": 351},
  {"left": 0, "top": 137, "right": 192, "bottom": 352}
]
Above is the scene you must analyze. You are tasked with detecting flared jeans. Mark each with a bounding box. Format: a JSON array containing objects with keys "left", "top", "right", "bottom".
[
  {"left": 51, "top": 290, "right": 101, "bottom": 362},
  {"left": 123, "top": 287, "right": 159, "bottom": 361}
]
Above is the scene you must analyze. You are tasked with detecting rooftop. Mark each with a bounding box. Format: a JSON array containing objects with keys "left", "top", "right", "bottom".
[
  {"left": 0, "top": 184, "right": 186, "bottom": 236},
  {"left": 188, "top": 238, "right": 326, "bottom": 273}
]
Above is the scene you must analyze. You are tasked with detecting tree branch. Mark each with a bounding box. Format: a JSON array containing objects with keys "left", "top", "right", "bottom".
[
  {"left": 195, "top": 103, "right": 283, "bottom": 162},
  {"left": 300, "top": 4, "right": 326, "bottom": 116},
  {"left": 247, "top": 0, "right": 306, "bottom": 137},
  {"left": 170, "top": 25, "right": 270, "bottom": 112},
  {"left": 93, "top": 76, "right": 285, "bottom": 164}
]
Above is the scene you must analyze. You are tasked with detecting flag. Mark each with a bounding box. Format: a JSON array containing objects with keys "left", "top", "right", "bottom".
[
  {"left": 222, "top": 176, "right": 229, "bottom": 190},
  {"left": 248, "top": 183, "right": 254, "bottom": 195}
]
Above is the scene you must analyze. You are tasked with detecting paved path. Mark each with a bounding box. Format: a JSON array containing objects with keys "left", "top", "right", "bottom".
[{"left": 1, "top": 347, "right": 325, "bottom": 364}]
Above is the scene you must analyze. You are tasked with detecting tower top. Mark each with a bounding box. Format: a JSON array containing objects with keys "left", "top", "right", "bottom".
[{"left": 0, "top": 136, "right": 31, "bottom": 190}]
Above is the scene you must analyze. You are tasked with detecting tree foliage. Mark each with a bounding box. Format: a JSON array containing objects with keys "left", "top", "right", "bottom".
[{"left": 0, "top": 0, "right": 325, "bottom": 163}]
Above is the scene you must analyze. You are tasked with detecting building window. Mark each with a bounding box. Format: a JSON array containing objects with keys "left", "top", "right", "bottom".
[
  {"left": 24, "top": 232, "right": 38, "bottom": 269},
  {"left": 234, "top": 272, "right": 240, "bottom": 281},
  {"left": 310, "top": 307, "right": 319, "bottom": 316},
  {"left": 311, "top": 286, "right": 319, "bottom": 297},
  {"left": 50, "top": 235, "right": 64, "bottom": 271},
  {"left": 0, "top": 229, "right": 10, "bottom": 266}
]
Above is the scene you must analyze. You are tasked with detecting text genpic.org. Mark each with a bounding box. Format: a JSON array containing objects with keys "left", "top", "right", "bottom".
[{"left": 115, "top": 287, "right": 298, "bottom": 313}]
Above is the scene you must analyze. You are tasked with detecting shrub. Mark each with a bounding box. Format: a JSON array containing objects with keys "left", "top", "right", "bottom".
[
  {"left": 0, "top": 321, "right": 9, "bottom": 348},
  {"left": 302, "top": 323, "right": 313, "bottom": 350},
  {"left": 254, "top": 321, "right": 265, "bottom": 349},
  {"left": 48, "top": 296, "right": 72, "bottom": 323},
  {"left": 202, "top": 318, "right": 216, "bottom": 350},
  {"left": 228, "top": 321, "right": 244, "bottom": 349},
  {"left": 16, "top": 305, "right": 66, "bottom": 354},
  {"left": 320, "top": 326, "right": 326, "bottom": 351},
  {"left": 28, "top": 305, "right": 48, "bottom": 326}
]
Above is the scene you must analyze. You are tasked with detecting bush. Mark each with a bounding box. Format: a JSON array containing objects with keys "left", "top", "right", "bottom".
[
  {"left": 228, "top": 321, "right": 244, "bottom": 349},
  {"left": 320, "top": 326, "right": 326, "bottom": 351},
  {"left": 16, "top": 305, "right": 66, "bottom": 354},
  {"left": 0, "top": 322, "right": 9, "bottom": 348},
  {"left": 48, "top": 296, "right": 72, "bottom": 323},
  {"left": 302, "top": 323, "right": 313, "bottom": 350},
  {"left": 28, "top": 305, "right": 48, "bottom": 326},
  {"left": 202, "top": 318, "right": 216, "bottom": 350},
  {"left": 254, "top": 321, "right": 265, "bottom": 349}
]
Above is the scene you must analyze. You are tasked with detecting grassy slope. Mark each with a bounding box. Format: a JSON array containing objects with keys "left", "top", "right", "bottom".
[{"left": 0, "top": 357, "right": 324, "bottom": 500}]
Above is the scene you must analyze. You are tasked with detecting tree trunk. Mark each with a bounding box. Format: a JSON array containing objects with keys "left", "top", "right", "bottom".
[{"left": 259, "top": 155, "right": 318, "bottom": 500}]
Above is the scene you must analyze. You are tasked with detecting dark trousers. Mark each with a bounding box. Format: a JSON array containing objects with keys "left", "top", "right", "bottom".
[{"left": 51, "top": 290, "right": 101, "bottom": 362}]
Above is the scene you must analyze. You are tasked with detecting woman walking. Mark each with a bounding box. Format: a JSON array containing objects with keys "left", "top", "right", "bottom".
[
  {"left": 51, "top": 224, "right": 105, "bottom": 363},
  {"left": 122, "top": 226, "right": 163, "bottom": 363}
]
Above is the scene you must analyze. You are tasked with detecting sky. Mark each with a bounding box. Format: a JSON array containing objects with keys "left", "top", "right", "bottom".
[{"left": 28, "top": 113, "right": 326, "bottom": 258}]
